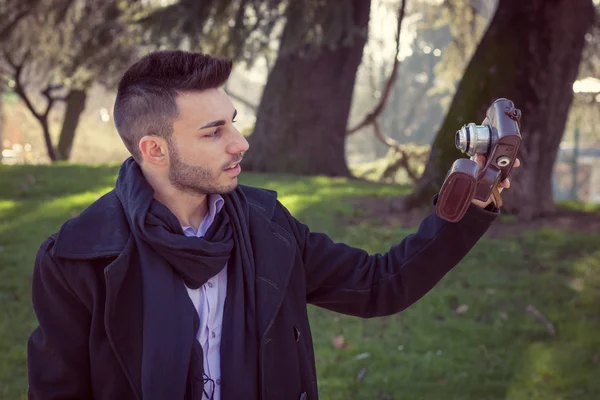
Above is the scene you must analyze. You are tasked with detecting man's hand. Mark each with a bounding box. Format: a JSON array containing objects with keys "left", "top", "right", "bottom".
[{"left": 471, "top": 155, "right": 521, "bottom": 209}]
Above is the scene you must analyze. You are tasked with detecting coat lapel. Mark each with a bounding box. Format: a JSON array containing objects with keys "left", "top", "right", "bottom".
[
  {"left": 103, "top": 235, "right": 143, "bottom": 400},
  {"left": 104, "top": 234, "right": 195, "bottom": 400},
  {"left": 249, "top": 210, "right": 298, "bottom": 340}
]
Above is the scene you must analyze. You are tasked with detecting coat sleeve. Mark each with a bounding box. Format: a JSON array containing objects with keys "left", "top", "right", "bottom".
[
  {"left": 27, "top": 238, "right": 93, "bottom": 399},
  {"left": 287, "top": 196, "right": 499, "bottom": 318}
]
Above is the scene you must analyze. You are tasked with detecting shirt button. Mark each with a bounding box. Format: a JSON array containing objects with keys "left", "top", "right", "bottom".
[
  {"left": 212, "top": 331, "right": 216, "bottom": 338},
  {"left": 207, "top": 282, "right": 213, "bottom": 288}
]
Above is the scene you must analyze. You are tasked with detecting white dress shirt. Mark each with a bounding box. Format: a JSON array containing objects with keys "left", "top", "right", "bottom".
[{"left": 182, "top": 194, "right": 227, "bottom": 400}]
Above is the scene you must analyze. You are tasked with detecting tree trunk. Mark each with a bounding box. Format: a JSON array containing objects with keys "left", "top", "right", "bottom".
[
  {"left": 57, "top": 88, "right": 87, "bottom": 160},
  {"left": 41, "top": 120, "right": 58, "bottom": 162},
  {"left": 242, "top": 0, "right": 371, "bottom": 176},
  {"left": 0, "top": 88, "right": 3, "bottom": 163},
  {"left": 401, "top": 0, "right": 595, "bottom": 220}
]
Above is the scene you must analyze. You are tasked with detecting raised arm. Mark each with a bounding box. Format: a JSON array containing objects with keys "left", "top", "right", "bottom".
[{"left": 291, "top": 197, "right": 498, "bottom": 317}]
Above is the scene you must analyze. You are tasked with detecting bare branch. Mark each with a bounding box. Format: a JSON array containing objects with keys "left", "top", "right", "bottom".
[
  {"left": 5, "top": 50, "right": 43, "bottom": 122},
  {"left": 346, "top": 0, "right": 407, "bottom": 135},
  {"left": 373, "top": 120, "right": 420, "bottom": 182},
  {"left": 40, "top": 84, "right": 58, "bottom": 119},
  {"left": 227, "top": 90, "right": 258, "bottom": 111}
]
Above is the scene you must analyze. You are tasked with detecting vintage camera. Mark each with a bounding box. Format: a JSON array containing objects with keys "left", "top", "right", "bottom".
[{"left": 436, "top": 98, "right": 522, "bottom": 222}]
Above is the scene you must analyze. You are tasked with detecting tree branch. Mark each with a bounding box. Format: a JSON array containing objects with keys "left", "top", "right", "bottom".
[
  {"left": 4, "top": 50, "right": 59, "bottom": 160},
  {"left": 0, "top": 8, "right": 32, "bottom": 39},
  {"left": 4, "top": 50, "right": 43, "bottom": 122},
  {"left": 373, "top": 120, "right": 420, "bottom": 182},
  {"left": 346, "top": 0, "right": 407, "bottom": 135},
  {"left": 227, "top": 90, "right": 258, "bottom": 112}
]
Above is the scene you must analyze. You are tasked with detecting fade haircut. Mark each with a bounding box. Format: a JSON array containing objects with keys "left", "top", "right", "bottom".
[{"left": 113, "top": 50, "right": 233, "bottom": 162}]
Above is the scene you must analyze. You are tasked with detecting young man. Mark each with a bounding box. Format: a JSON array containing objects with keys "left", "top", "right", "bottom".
[{"left": 27, "top": 50, "right": 517, "bottom": 400}]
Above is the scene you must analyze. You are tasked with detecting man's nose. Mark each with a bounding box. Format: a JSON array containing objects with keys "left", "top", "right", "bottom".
[{"left": 228, "top": 128, "right": 250, "bottom": 155}]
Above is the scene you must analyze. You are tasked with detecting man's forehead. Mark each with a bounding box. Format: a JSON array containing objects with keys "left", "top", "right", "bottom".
[{"left": 176, "top": 88, "right": 234, "bottom": 117}]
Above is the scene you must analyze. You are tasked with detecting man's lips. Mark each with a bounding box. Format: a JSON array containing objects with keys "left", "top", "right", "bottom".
[{"left": 224, "top": 162, "right": 240, "bottom": 170}]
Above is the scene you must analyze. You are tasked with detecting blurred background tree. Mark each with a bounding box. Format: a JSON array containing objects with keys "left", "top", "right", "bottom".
[
  {"left": 0, "top": 0, "right": 138, "bottom": 162},
  {"left": 401, "top": 0, "right": 597, "bottom": 220},
  {"left": 0, "top": 0, "right": 41, "bottom": 163},
  {"left": 0, "top": 0, "right": 598, "bottom": 217},
  {"left": 137, "top": 0, "right": 373, "bottom": 176}
]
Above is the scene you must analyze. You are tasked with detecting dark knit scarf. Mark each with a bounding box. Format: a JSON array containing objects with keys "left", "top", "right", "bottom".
[{"left": 115, "top": 157, "right": 259, "bottom": 400}]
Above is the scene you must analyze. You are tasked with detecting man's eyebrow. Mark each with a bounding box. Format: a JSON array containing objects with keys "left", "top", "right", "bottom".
[{"left": 198, "top": 109, "right": 238, "bottom": 130}]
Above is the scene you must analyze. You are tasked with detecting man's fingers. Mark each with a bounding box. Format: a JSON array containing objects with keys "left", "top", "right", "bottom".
[
  {"left": 472, "top": 154, "right": 487, "bottom": 167},
  {"left": 514, "top": 158, "right": 521, "bottom": 168}
]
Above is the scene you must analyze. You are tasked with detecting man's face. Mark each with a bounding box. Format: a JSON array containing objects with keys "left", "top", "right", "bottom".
[{"left": 167, "top": 88, "right": 249, "bottom": 196}]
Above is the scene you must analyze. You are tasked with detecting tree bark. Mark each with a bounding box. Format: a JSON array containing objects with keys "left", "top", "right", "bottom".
[
  {"left": 242, "top": 0, "right": 371, "bottom": 176},
  {"left": 57, "top": 88, "right": 87, "bottom": 160},
  {"left": 401, "top": 0, "right": 595, "bottom": 220},
  {"left": 0, "top": 88, "right": 3, "bottom": 163}
]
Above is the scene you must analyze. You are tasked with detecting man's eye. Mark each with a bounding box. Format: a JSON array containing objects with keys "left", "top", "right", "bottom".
[{"left": 207, "top": 129, "right": 221, "bottom": 138}]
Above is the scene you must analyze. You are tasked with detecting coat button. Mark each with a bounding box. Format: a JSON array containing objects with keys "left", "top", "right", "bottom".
[{"left": 299, "top": 392, "right": 307, "bottom": 400}]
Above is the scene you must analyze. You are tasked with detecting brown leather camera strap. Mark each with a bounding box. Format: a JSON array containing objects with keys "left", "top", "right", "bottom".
[{"left": 491, "top": 186, "right": 503, "bottom": 208}]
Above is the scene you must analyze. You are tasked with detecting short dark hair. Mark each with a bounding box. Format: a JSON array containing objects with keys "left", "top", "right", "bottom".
[{"left": 113, "top": 50, "right": 233, "bottom": 162}]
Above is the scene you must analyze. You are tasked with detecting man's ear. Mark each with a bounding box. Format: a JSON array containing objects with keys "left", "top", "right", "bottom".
[{"left": 139, "top": 136, "right": 168, "bottom": 166}]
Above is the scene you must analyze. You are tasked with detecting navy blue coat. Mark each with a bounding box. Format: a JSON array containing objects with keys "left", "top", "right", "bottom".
[{"left": 27, "top": 185, "right": 498, "bottom": 399}]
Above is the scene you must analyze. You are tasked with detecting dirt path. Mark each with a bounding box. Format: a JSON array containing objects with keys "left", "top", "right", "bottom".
[{"left": 344, "top": 196, "right": 600, "bottom": 239}]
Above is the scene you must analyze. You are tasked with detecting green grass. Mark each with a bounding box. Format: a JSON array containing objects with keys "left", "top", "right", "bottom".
[{"left": 1, "top": 163, "right": 599, "bottom": 400}]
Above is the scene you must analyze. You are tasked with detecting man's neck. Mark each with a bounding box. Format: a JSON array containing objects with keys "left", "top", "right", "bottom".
[
  {"left": 154, "top": 189, "right": 209, "bottom": 231},
  {"left": 142, "top": 170, "right": 209, "bottom": 230}
]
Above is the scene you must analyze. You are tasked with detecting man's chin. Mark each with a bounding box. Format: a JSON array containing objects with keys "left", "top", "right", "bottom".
[{"left": 218, "top": 181, "right": 239, "bottom": 195}]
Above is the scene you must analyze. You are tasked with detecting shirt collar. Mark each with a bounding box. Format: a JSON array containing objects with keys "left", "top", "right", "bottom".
[{"left": 181, "top": 194, "right": 225, "bottom": 237}]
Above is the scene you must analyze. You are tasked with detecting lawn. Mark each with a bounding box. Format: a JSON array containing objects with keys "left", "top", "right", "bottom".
[{"left": 1, "top": 163, "right": 599, "bottom": 400}]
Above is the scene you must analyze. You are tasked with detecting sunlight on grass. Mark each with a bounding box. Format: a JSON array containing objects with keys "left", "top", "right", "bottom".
[
  {"left": 1, "top": 164, "right": 600, "bottom": 400},
  {"left": 0, "top": 200, "right": 18, "bottom": 213},
  {"left": 0, "top": 189, "right": 113, "bottom": 236}
]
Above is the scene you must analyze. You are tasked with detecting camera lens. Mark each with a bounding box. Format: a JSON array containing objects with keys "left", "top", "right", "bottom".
[
  {"left": 456, "top": 123, "right": 490, "bottom": 156},
  {"left": 455, "top": 126, "right": 469, "bottom": 153}
]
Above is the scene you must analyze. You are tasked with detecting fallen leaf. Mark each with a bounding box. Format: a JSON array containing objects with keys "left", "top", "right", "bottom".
[
  {"left": 569, "top": 278, "right": 585, "bottom": 292},
  {"left": 356, "top": 367, "right": 367, "bottom": 382},
  {"left": 332, "top": 335, "right": 345, "bottom": 349},
  {"left": 455, "top": 304, "right": 469, "bottom": 315},
  {"left": 27, "top": 174, "right": 36, "bottom": 184},
  {"left": 592, "top": 354, "right": 598, "bottom": 363}
]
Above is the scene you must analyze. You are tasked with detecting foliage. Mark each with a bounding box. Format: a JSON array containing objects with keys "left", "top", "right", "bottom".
[
  {"left": 1, "top": 164, "right": 600, "bottom": 399},
  {"left": 135, "top": 0, "right": 372, "bottom": 67},
  {"left": 134, "top": 0, "right": 286, "bottom": 67},
  {"left": 1, "top": 0, "right": 137, "bottom": 91},
  {"left": 0, "top": 0, "right": 140, "bottom": 161},
  {"left": 0, "top": 0, "right": 41, "bottom": 38}
]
